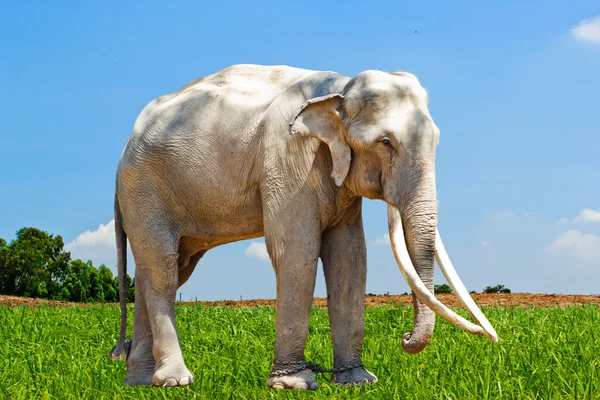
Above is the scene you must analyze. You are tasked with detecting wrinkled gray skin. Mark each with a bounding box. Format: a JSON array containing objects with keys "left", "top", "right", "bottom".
[{"left": 110, "top": 64, "right": 440, "bottom": 389}]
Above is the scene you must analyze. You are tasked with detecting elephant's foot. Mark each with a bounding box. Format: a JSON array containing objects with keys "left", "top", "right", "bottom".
[
  {"left": 267, "top": 369, "right": 318, "bottom": 390},
  {"left": 331, "top": 365, "right": 378, "bottom": 387},
  {"left": 152, "top": 357, "right": 194, "bottom": 387},
  {"left": 124, "top": 368, "right": 154, "bottom": 386},
  {"left": 124, "top": 353, "right": 155, "bottom": 386}
]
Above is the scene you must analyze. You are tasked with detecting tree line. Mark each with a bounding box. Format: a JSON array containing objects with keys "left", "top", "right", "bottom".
[{"left": 0, "top": 227, "right": 133, "bottom": 303}]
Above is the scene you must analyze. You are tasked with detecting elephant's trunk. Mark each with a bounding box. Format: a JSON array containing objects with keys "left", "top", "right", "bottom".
[
  {"left": 388, "top": 160, "right": 438, "bottom": 354},
  {"left": 401, "top": 198, "right": 437, "bottom": 354}
]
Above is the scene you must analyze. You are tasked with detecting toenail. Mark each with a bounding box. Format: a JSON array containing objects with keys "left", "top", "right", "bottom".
[
  {"left": 293, "top": 382, "right": 308, "bottom": 390},
  {"left": 162, "top": 378, "right": 178, "bottom": 387},
  {"left": 179, "top": 376, "right": 192, "bottom": 385}
]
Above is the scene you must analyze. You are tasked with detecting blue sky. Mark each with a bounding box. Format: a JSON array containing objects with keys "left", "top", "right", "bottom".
[{"left": 1, "top": 1, "right": 599, "bottom": 300}]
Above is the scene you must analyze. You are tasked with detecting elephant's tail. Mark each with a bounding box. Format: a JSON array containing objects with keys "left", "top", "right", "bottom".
[{"left": 109, "top": 194, "right": 131, "bottom": 361}]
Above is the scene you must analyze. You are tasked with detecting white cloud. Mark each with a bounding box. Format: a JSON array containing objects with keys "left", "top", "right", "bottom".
[
  {"left": 546, "top": 229, "right": 600, "bottom": 263},
  {"left": 573, "top": 208, "right": 600, "bottom": 223},
  {"left": 572, "top": 16, "right": 600, "bottom": 43},
  {"left": 66, "top": 220, "right": 117, "bottom": 266},
  {"left": 244, "top": 241, "right": 270, "bottom": 262},
  {"left": 480, "top": 240, "right": 491, "bottom": 247},
  {"left": 373, "top": 233, "right": 391, "bottom": 246},
  {"left": 557, "top": 217, "right": 570, "bottom": 224}
]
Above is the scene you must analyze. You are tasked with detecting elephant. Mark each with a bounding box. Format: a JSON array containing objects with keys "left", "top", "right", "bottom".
[{"left": 109, "top": 64, "right": 498, "bottom": 390}]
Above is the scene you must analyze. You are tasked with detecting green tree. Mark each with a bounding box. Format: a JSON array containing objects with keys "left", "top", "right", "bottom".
[
  {"left": 0, "top": 227, "right": 135, "bottom": 303},
  {"left": 67, "top": 259, "right": 93, "bottom": 302},
  {"left": 0, "top": 228, "right": 70, "bottom": 298},
  {"left": 434, "top": 283, "right": 453, "bottom": 294},
  {"left": 483, "top": 284, "right": 511, "bottom": 294},
  {"left": 98, "top": 265, "right": 117, "bottom": 302},
  {"left": 63, "top": 260, "right": 134, "bottom": 303},
  {"left": 88, "top": 267, "right": 104, "bottom": 302},
  {"left": 0, "top": 238, "right": 7, "bottom": 293}
]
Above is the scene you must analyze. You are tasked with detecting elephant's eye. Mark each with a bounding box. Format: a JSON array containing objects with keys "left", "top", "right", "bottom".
[{"left": 380, "top": 137, "right": 392, "bottom": 147}]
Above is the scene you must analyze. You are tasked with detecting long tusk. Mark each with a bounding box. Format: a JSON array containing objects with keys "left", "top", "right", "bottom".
[
  {"left": 435, "top": 229, "right": 499, "bottom": 342},
  {"left": 388, "top": 205, "right": 485, "bottom": 336}
]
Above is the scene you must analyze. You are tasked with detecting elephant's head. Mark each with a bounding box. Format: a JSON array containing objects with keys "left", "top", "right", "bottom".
[{"left": 290, "top": 70, "right": 498, "bottom": 354}]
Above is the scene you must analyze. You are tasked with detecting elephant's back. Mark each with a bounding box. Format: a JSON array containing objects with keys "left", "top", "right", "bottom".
[
  {"left": 125, "top": 64, "right": 316, "bottom": 158},
  {"left": 178, "top": 64, "right": 317, "bottom": 101},
  {"left": 137, "top": 64, "right": 314, "bottom": 127}
]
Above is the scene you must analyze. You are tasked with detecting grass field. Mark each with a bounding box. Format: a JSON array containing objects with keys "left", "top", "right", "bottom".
[{"left": 1, "top": 302, "right": 599, "bottom": 399}]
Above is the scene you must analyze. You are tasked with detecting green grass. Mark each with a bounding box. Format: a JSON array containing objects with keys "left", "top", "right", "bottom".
[{"left": 0, "top": 303, "right": 598, "bottom": 399}]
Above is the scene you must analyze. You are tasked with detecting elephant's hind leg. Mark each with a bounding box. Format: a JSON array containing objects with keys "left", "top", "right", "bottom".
[
  {"left": 129, "top": 229, "right": 194, "bottom": 387},
  {"left": 320, "top": 199, "right": 377, "bottom": 386},
  {"left": 124, "top": 281, "right": 154, "bottom": 386}
]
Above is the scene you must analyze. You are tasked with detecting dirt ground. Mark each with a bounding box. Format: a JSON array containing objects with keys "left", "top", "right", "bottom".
[
  {"left": 192, "top": 293, "right": 600, "bottom": 308},
  {"left": 1, "top": 293, "right": 598, "bottom": 308}
]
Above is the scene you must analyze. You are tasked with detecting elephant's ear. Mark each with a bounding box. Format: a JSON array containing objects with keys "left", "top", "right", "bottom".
[{"left": 289, "top": 94, "right": 350, "bottom": 187}]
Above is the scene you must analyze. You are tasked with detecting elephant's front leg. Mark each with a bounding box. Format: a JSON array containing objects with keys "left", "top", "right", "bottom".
[
  {"left": 320, "top": 199, "right": 378, "bottom": 386},
  {"left": 264, "top": 218, "right": 321, "bottom": 391}
]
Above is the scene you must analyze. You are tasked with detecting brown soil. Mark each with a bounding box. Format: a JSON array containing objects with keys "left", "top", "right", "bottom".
[
  {"left": 1, "top": 293, "right": 598, "bottom": 309},
  {"left": 192, "top": 293, "right": 600, "bottom": 308}
]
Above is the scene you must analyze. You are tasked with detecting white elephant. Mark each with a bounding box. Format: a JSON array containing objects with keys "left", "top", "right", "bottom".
[{"left": 110, "top": 64, "right": 497, "bottom": 390}]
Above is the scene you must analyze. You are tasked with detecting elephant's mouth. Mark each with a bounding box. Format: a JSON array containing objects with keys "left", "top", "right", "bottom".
[{"left": 387, "top": 205, "right": 499, "bottom": 343}]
